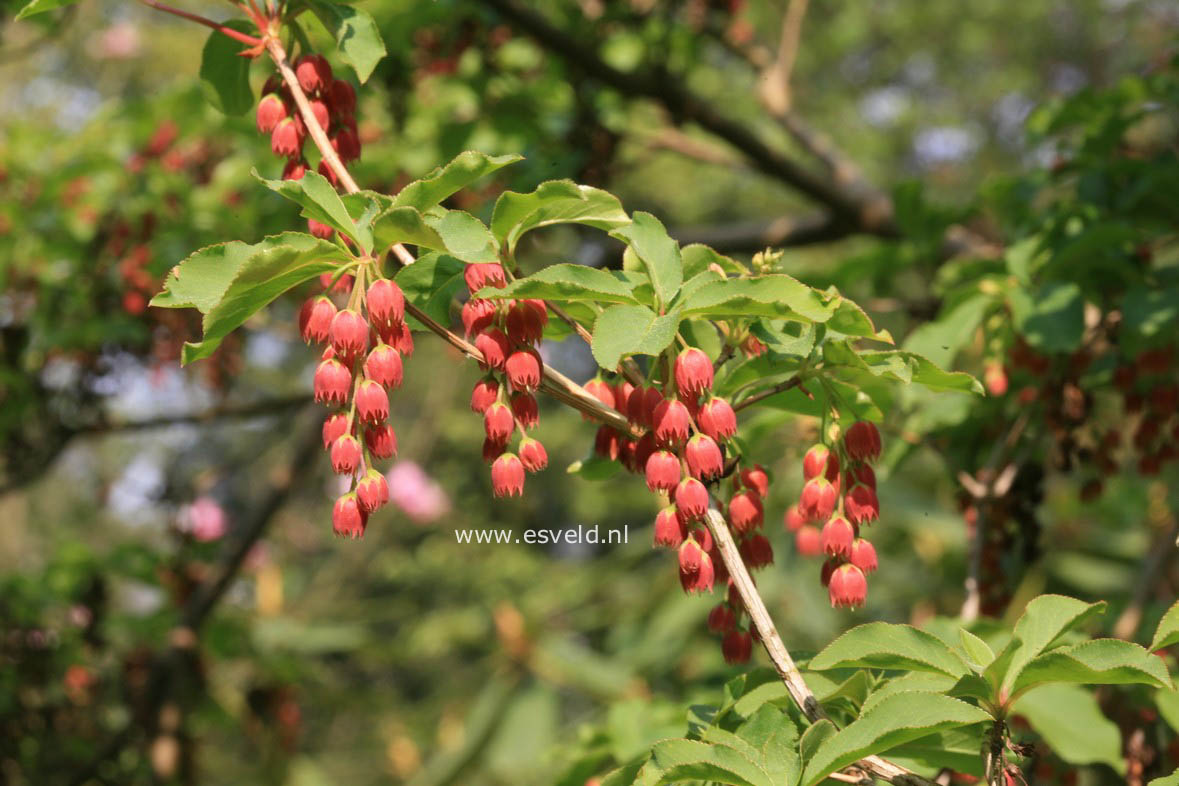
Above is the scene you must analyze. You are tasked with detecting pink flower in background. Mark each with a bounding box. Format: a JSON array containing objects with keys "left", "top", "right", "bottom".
[
  {"left": 180, "top": 496, "right": 227, "bottom": 542},
  {"left": 386, "top": 461, "right": 450, "bottom": 523}
]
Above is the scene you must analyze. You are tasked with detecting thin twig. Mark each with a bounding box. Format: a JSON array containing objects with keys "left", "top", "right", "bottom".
[
  {"left": 758, "top": 0, "right": 809, "bottom": 116},
  {"left": 733, "top": 375, "right": 803, "bottom": 413},
  {"left": 139, "top": 0, "right": 263, "bottom": 47}
]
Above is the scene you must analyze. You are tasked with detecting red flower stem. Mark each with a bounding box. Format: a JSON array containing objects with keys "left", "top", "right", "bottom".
[{"left": 139, "top": 0, "right": 264, "bottom": 47}]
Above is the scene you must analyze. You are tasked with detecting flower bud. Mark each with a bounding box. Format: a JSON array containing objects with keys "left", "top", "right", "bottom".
[
  {"left": 678, "top": 540, "right": 715, "bottom": 594},
  {"left": 330, "top": 434, "right": 362, "bottom": 475},
  {"left": 332, "top": 492, "right": 366, "bottom": 538},
  {"left": 674, "top": 347, "right": 714, "bottom": 397},
  {"left": 707, "top": 604, "right": 737, "bottom": 634},
  {"left": 821, "top": 515, "right": 855, "bottom": 558},
  {"left": 722, "top": 630, "right": 753, "bottom": 664},
  {"left": 505, "top": 348, "right": 543, "bottom": 392},
  {"left": 849, "top": 538, "right": 878, "bottom": 574},
  {"left": 475, "top": 329, "right": 511, "bottom": 370},
  {"left": 270, "top": 117, "right": 304, "bottom": 158},
  {"left": 740, "top": 464, "right": 769, "bottom": 498},
  {"left": 844, "top": 485, "right": 879, "bottom": 525},
  {"left": 783, "top": 504, "right": 806, "bottom": 532},
  {"left": 471, "top": 377, "right": 499, "bottom": 414},
  {"left": 355, "top": 379, "right": 389, "bottom": 424},
  {"left": 728, "top": 490, "right": 764, "bottom": 533},
  {"left": 364, "top": 344, "right": 403, "bottom": 389},
  {"left": 256, "top": 93, "right": 287, "bottom": 134},
  {"left": 741, "top": 533, "right": 773, "bottom": 569},
  {"left": 799, "top": 477, "right": 837, "bottom": 522},
  {"left": 461, "top": 298, "right": 497, "bottom": 337},
  {"left": 828, "top": 564, "right": 868, "bottom": 609},
  {"left": 330, "top": 308, "right": 369, "bottom": 359},
  {"left": 313, "top": 358, "right": 352, "bottom": 405},
  {"left": 844, "top": 421, "right": 882, "bottom": 463},
  {"left": 510, "top": 392, "right": 538, "bottom": 429},
  {"left": 519, "top": 437, "right": 548, "bottom": 472},
  {"left": 322, "top": 412, "right": 349, "bottom": 450},
  {"left": 698, "top": 397, "right": 737, "bottom": 441},
  {"left": 685, "top": 434, "right": 724, "bottom": 481},
  {"left": 357, "top": 469, "right": 389, "bottom": 513},
  {"left": 484, "top": 402, "right": 515, "bottom": 442},
  {"left": 674, "top": 477, "right": 709, "bottom": 520},
  {"left": 294, "top": 53, "right": 332, "bottom": 94},
  {"left": 482, "top": 437, "right": 507, "bottom": 463},
  {"left": 282, "top": 158, "right": 308, "bottom": 180},
  {"left": 594, "top": 425, "right": 620, "bottom": 461},
  {"left": 653, "top": 399, "right": 691, "bottom": 447},
  {"left": 794, "top": 524, "right": 822, "bottom": 557},
  {"left": 328, "top": 78, "right": 355, "bottom": 115},
  {"left": 302, "top": 296, "right": 337, "bottom": 344},
  {"left": 803, "top": 444, "right": 833, "bottom": 481},
  {"left": 491, "top": 453, "right": 525, "bottom": 497},
  {"left": 365, "top": 424, "right": 397, "bottom": 459},
  {"left": 583, "top": 379, "right": 616, "bottom": 412},
  {"left": 653, "top": 505, "right": 687, "bottom": 547},
  {"left": 463, "top": 262, "right": 506, "bottom": 293},
  {"left": 645, "top": 450, "right": 681, "bottom": 493},
  {"left": 366, "top": 278, "right": 405, "bottom": 329}
]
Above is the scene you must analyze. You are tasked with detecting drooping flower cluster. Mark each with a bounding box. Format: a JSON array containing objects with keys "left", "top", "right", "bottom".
[
  {"left": 785, "top": 421, "right": 882, "bottom": 609},
  {"left": 255, "top": 55, "right": 362, "bottom": 238},
  {"left": 303, "top": 273, "right": 412, "bottom": 538},
  {"left": 583, "top": 347, "right": 768, "bottom": 664},
  {"left": 462, "top": 263, "right": 550, "bottom": 497}
]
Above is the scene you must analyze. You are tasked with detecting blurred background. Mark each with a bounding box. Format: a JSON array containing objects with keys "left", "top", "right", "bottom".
[{"left": 1, "top": 0, "right": 1177, "bottom": 784}]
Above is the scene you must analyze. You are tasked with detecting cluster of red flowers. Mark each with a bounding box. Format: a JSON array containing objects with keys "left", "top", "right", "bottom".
[
  {"left": 785, "top": 422, "right": 882, "bottom": 609},
  {"left": 303, "top": 274, "right": 414, "bottom": 537},
  {"left": 579, "top": 347, "right": 769, "bottom": 663},
  {"left": 462, "top": 263, "right": 551, "bottom": 497},
  {"left": 254, "top": 55, "right": 361, "bottom": 238}
]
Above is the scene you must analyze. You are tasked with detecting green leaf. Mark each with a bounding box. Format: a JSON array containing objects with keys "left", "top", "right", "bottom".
[
  {"left": 681, "top": 275, "right": 834, "bottom": 323},
  {"left": 903, "top": 294, "right": 992, "bottom": 369},
  {"left": 801, "top": 694, "right": 991, "bottom": 786},
  {"left": 828, "top": 347, "right": 984, "bottom": 395},
  {"left": 799, "top": 719, "right": 837, "bottom": 765},
  {"left": 566, "top": 454, "right": 623, "bottom": 481},
  {"left": 255, "top": 170, "right": 364, "bottom": 249},
  {"left": 1150, "top": 600, "right": 1179, "bottom": 651},
  {"left": 885, "top": 728, "right": 987, "bottom": 777},
  {"left": 958, "top": 629, "right": 996, "bottom": 672},
  {"left": 680, "top": 244, "right": 745, "bottom": 278},
  {"left": 591, "top": 304, "right": 681, "bottom": 370},
  {"left": 152, "top": 235, "right": 309, "bottom": 312},
  {"left": 491, "top": 180, "right": 629, "bottom": 254},
  {"left": 992, "top": 595, "right": 1107, "bottom": 695},
  {"left": 369, "top": 206, "right": 447, "bottom": 254},
  {"left": 425, "top": 210, "right": 499, "bottom": 263},
  {"left": 475, "top": 263, "right": 639, "bottom": 305},
  {"left": 1010, "top": 281, "right": 1085, "bottom": 354},
  {"left": 611, "top": 212, "right": 683, "bottom": 309},
  {"left": 1158, "top": 689, "right": 1179, "bottom": 734},
  {"left": 1148, "top": 770, "right": 1179, "bottom": 786},
  {"left": 808, "top": 623, "right": 971, "bottom": 678},
  {"left": 395, "top": 151, "right": 524, "bottom": 212},
  {"left": 1012, "top": 684, "right": 1124, "bottom": 773},
  {"left": 171, "top": 234, "right": 348, "bottom": 364},
  {"left": 860, "top": 673, "right": 960, "bottom": 715},
  {"left": 198, "top": 21, "right": 255, "bottom": 116},
  {"left": 306, "top": 0, "right": 386, "bottom": 82},
  {"left": 14, "top": 0, "right": 77, "bottom": 20},
  {"left": 1010, "top": 638, "right": 1172, "bottom": 697},
  {"left": 393, "top": 253, "right": 466, "bottom": 329},
  {"left": 1123, "top": 286, "right": 1179, "bottom": 339},
  {"left": 736, "top": 705, "right": 801, "bottom": 786},
  {"left": 633, "top": 739, "right": 770, "bottom": 786}
]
